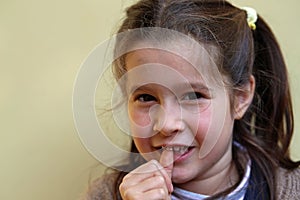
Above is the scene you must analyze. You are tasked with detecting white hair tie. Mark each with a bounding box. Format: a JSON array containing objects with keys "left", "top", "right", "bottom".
[{"left": 241, "top": 7, "right": 258, "bottom": 30}]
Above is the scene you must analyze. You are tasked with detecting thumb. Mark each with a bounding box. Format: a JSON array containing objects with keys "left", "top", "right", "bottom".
[{"left": 159, "top": 149, "right": 174, "bottom": 193}]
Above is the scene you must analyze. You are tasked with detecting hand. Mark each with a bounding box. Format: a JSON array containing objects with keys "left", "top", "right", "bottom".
[{"left": 119, "top": 150, "right": 174, "bottom": 200}]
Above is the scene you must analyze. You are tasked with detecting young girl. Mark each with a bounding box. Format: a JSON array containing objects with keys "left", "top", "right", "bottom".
[{"left": 84, "top": 0, "right": 300, "bottom": 199}]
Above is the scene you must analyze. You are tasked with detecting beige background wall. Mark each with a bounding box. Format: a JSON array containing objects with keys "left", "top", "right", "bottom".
[{"left": 1, "top": 0, "right": 299, "bottom": 199}]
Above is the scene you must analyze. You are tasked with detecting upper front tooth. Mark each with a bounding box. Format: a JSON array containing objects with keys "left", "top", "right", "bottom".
[
  {"left": 173, "top": 146, "right": 181, "bottom": 151},
  {"left": 163, "top": 146, "right": 174, "bottom": 151},
  {"left": 163, "top": 146, "right": 188, "bottom": 152}
]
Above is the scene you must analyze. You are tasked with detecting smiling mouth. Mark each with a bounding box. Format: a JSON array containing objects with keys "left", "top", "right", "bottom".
[{"left": 161, "top": 146, "right": 191, "bottom": 154}]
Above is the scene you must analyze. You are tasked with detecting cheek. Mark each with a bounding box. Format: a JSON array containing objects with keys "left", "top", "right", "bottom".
[
  {"left": 128, "top": 105, "right": 155, "bottom": 139},
  {"left": 195, "top": 119, "right": 210, "bottom": 144},
  {"left": 185, "top": 109, "right": 212, "bottom": 143},
  {"left": 195, "top": 105, "right": 235, "bottom": 159},
  {"left": 133, "top": 138, "right": 151, "bottom": 153},
  {"left": 128, "top": 105, "right": 151, "bottom": 126}
]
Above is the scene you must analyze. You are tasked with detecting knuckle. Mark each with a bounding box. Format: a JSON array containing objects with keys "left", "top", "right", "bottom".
[
  {"left": 119, "top": 182, "right": 129, "bottom": 198},
  {"left": 119, "top": 181, "right": 126, "bottom": 192},
  {"left": 156, "top": 175, "right": 165, "bottom": 185},
  {"left": 157, "top": 188, "right": 167, "bottom": 198},
  {"left": 123, "top": 188, "right": 137, "bottom": 200},
  {"left": 150, "top": 159, "right": 161, "bottom": 169},
  {"left": 150, "top": 188, "right": 167, "bottom": 200}
]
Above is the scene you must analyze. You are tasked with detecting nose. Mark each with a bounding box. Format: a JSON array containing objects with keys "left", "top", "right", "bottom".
[{"left": 151, "top": 101, "right": 185, "bottom": 136}]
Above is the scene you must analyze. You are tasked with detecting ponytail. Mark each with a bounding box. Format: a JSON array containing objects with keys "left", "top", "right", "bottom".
[
  {"left": 234, "top": 15, "right": 300, "bottom": 200},
  {"left": 252, "top": 16, "right": 297, "bottom": 168}
]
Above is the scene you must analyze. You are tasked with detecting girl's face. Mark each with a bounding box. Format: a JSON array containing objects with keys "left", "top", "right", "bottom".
[{"left": 124, "top": 44, "right": 251, "bottom": 187}]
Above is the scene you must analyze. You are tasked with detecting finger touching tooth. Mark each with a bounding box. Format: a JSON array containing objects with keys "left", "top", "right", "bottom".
[
  {"left": 159, "top": 149, "right": 174, "bottom": 194},
  {"left": 160, "top": 149, "right": 174, "bottom": 178}
]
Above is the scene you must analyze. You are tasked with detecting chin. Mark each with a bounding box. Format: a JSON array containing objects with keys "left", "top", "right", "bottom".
[{"left": 172, "top": 168, "right": 196, "bottom": 184}]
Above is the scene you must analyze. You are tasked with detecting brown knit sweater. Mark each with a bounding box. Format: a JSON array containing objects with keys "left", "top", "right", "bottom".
[{"left": 82, "top": 167, "right": 300, "bottom": 199}]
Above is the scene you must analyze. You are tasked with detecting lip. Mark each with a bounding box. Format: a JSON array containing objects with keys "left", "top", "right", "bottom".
[{"left": 154, "top": 143, "right": 195, "bottom": 148}]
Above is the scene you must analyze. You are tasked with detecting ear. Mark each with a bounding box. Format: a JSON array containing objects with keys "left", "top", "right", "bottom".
[{"left": 234, "top": 75, "right": 255, "bottom": 120}]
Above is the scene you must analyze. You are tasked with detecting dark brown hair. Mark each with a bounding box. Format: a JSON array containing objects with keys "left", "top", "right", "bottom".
[{"left": 109, "top": 0, "right": 300, "bottom": 199}]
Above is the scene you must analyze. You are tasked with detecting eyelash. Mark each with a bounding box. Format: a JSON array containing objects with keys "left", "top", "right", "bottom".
[
  {"left": 183, "top": 92, "right": 204, "bottom": 100},
  {"left": 134, "top": 92, "right": 206, "bottom": 103},
  {"left": 135, "top": 94, "right": 157, "bottom": 102}
]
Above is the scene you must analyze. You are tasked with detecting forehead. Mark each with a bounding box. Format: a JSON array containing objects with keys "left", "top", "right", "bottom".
[
  {"left": 125, "top": 44, "right": 222, "bottom": 87},
  {"left": 126, "top": 48, "right": 201, "bottom": 78},
  {"left": 127, "top": 39, "right": 216, "bottom": 66}
]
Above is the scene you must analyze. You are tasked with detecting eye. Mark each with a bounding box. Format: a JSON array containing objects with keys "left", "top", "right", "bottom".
[
  {"left": 135, "top": 94, "right": 157, "bottom": 102},
  {"left": 183, "top": 92, "right": 204, "bottom": 100}
]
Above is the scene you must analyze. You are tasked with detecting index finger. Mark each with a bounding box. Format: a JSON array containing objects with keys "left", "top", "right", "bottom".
[
  {"left": 159, "top": 149, "right": 174, "bottom": 193},
  {"left": 159, "top": 149, "right": 174, "bottom": 178}
]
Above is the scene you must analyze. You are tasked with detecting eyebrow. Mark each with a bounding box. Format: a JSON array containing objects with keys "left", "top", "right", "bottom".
[
  {"left": 187, "top": 82, "right": 211, "bottom": 91},
  {"left": 126, "top": 81, "right": 213, "bottom": 95}
]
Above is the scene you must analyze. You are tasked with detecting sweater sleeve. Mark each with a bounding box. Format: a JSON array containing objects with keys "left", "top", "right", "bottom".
[
  {"left": 82, "top": 173, "right": 120, "bottom": 200},
  {"left": 276, "top": 167, "right": 300, "bottom": 199}
]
